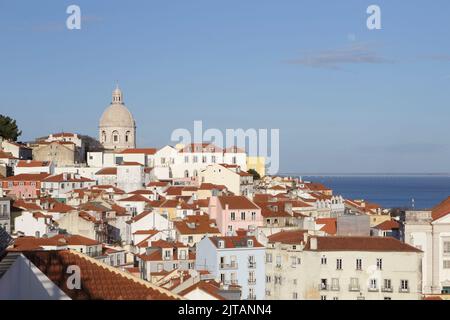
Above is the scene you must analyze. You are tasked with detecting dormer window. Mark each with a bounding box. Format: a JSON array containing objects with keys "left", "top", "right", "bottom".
[
  {"left": 247, "top": 239, "right": 253, "bottom": 247},
  {"left": 218, "top": 240, "right": 225, "bottom": 248}
]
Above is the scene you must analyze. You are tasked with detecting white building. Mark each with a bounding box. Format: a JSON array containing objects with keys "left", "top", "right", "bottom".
[
  {"left": 200, "top": 163, "right": 254, "bottom": 197},
  {"left": 265, "top": 231, "right": 423, "bottom": 300},
  {"left": 404, "top": 197, "right": 450, "bottom": 295}
]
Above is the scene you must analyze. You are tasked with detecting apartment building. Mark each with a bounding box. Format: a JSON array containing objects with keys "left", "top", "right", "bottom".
[
  {"left": 195, "top": 235, "right": 265, "bottom": 300},
  {"left": 265, "top": 230, "right": 423, "bottom": 300}
]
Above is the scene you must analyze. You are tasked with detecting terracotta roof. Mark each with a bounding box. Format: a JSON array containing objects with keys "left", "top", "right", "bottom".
[
  {"left": 305, "top": 236, "right": 422, "bottom": 252},
  {"left": 13, "top": 199, "right": 42, "bottom": 211},
  {"left": 217, "top": 196, "right": 260, "bottom": 210},
  {"left": 209, "top": 236, "right": 264, "bottom": 249},
  {"left": 128, "top": 210, "right": 152, "bottom": 223},
  {"left": 95, "top": 167, "right": 117, "bottom": 175},
  {"left": 316, "top": 218, "right": 337, "bottom": 235},
  {"left": 256, "top": 201, "right": 292, "bottom": 218},
  {"left": 0, "top": 151, "right": 15, "bottom": 159},
  {"left": 431, "top": 196, "right": 450, "bottom": 221},
  {"left": 12, "top": 234, "right": 100, "bottom": 250},
  {"left": 119, "top": 148, "right": 157, "bottom": 155},
  {"left": 16, "top": 160, "right": 51, "bottom": 167},
  {"left": 19, "top": 250, "right": 180, "bottom": 300},
  {"left": 199, "top": 183, "right": 226, "bottom": 191},
  {"left": 179, "top": 280, "right": 227, "bottom": 300},
  {"left": 174, "top": 215, "right": 220, "bottom": 235},
  {"left": 2, "top": 173, "right": 50, "bottom": 182},
  {"left": 147, "top": 181, "right": 169, "bottom": 187},
  {"left": 47, "top": 202, "right": 75, "bottom": 213},
  {"left": 129, "top": 189, "right": 155, "bottom": 195},
  {"left": 305, "top": 182, "right": 332, "bottom": 191},
  {"left": 165, "top": 186, "right": 184, "bottom": 196},
  {"left": 267, "top": 230, "right": 308, "bottom": 244},
  {"left": 374, "top": 219, "right": 400, "bottom": 231},
  {"left": 224, "top": 146, "right": 245, "bottom": 153},
  {"left": 119, "top": 194, "right": 152, "bottom": 203},
  {"left": 133, "top": 230, "right": 160, "bottom": 235}
]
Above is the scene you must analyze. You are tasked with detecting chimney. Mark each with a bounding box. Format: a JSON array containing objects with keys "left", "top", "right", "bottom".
[{"left": 310, "top": 237, "right": 318, "bottom": 250}]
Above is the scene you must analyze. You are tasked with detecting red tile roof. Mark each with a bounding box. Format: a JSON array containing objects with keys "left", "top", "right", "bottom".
[
  {"left": 16, "top": 160, "right": 51, "bottom": 167},
  {"left": 2, "top": 173, "right": 50, "bottom": 182},
  {"left": 179, "top": 280, "right": 228, "bottom": 300},
  {"left": 306, "top": 236, "right": 422, "bottom": 252},
  {"left": 316, "top": 218, "right": 337, "bottom": 235},
  {"left": 12, "top": 234, "right": 100, "bottom": 250},
  {"left": 267, "top": 230, "right": 308, "bottom": 244},
  {"left": 217, "top": 196, "right": 260, "bottom": 210},
  {"left": 431, "top": 196, "right": 450, "bottom": 221},
  {"left": 20, "top": 250, "right": 181, "bottom": 300},
  {"left": 174, "top": 215, "right": 220, "bottom": 235},
  {"left": 120, "top": 148, "right": 157, "bottom": 155},
  {"left": 374, "top": 219, "right": 400, "bottom": 231},
  {"left": 95, "top": 167, "right": 117, "bottom": 175}
]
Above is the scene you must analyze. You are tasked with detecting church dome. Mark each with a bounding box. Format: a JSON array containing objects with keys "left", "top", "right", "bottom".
[
  {"left": 100, "top": 103, "right": 135, "bottom": 128},
  {"left": 99, "top": 86, "right": 135, "bottom": 128}
]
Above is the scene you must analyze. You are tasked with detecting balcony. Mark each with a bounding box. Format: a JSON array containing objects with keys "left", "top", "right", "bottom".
[
  {"left": 381, "top": 287, "right": 393, "bottom": 293},
  {"left": 248, "top": 278, "right": 256, "bottom": 285},
  {"left": 220, "top": 262, "right": 238, "bottom": 270},
  {"left": 368, "top": 287, "right": 379, "bottom": 292},
  {"left": 399, "top": 287, "right": 410, "bottom": 293},
  {"left": 348, "top": 285, "right": 360, "bottom": 292},
  {"left": 248, "top": 261, "right": 256, "bottom": 269},
  {"left": 247, "top": 295, "right": 257, "bottom": 300}
]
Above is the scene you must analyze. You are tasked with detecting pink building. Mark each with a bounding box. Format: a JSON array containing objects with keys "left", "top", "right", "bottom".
[
  {"left": 1, "top": 173, "right": 50, "bottom": 199},
  {"left": 208, "top": 196, "right": 262, "bottom": 236}
]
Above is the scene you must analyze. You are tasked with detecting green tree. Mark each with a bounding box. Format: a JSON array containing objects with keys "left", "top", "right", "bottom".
[
  {"left": 247, "top": 169, "right": 261, "bottom": 180},
  {"left": 0, "top": 115, "right": 22, "bottom": 141}
]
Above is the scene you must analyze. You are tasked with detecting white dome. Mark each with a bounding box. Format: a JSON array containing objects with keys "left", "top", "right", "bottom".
[{"left": 99, "top": 103, "right": 135, "bottom": 128}]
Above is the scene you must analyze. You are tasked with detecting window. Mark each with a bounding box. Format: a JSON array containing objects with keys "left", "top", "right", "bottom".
[
  {"left": 321, "top": 256, "right": 327, "bottom": 265},
  {"left": 336, "top": 259, "right": 342, "bottom": 270},
  {"left": 291, "top": 256, "right": 297, "bottom": 267},
  {"left": 212, "top": 156, "right": 216, "bottom": 163},
  {"left": 193, "top": 156, "right": 198, "bottom": 163},
  {"left": 320, "top": 295, "right": 327, "bottom": 300},
  {"left": 444, "top": 260, "right": 450, "bottom": 269},
  {"left": 444, "top": 241, "right": 450, "bottom": 254},
  {"left": 356, "top": 259, "right": 362, "bottom": 270},
  {"left": 251, "top": 212, "right": 256, "bottom": 220},
  {"left": 266, "top": 275, "right": 271, "bottom": 283},
  {"left": 266, "top": 253, "right": 272, "bottom": 263},
  {"left": 220, "top": 273, "right": 225, "bottom": 283},
  {"left": 230, "top": 212, "right": 236, "bottom": 221},
  {"left": 384, "top": 297, "right": 392, "bottom": 300},
  {"left": 241, "top": 212, "right": 246, "bottom": 220},
  {"left": 333, "top": 297, "right": 339, "bottom": 300},
  {"left": 376, "top": 258, "right": 383, "bottom": 270},
  {"left": 202, "top": 156, "right": 207, "bottom": 163},
  {"left": 293, "top": 279, "right": 297, "bottom": 285},
  {"left": 369, "top": 279, "right": 378, "bottom": 290},
  {"left": 293, "top": 292, "right": 298, "bottom": 300},
  {"left": 400, "top": 280, "right": 409, "bottom": 292},
  {"left": 384, "top": 279, "right": 392, "bottom": 290},
  {"left": 276, "top": 255, "right": 281, "bottom": 267},
  {"left": 184, "top": 156, "right": 189, "bottom": 163},
  {"left": 232, "top": 156, "right": 237, "bottom": 164}
]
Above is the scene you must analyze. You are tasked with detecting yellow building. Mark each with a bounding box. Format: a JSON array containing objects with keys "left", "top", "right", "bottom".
[{"left": 247, "top": 156, "right": 266, "bottom": 178}]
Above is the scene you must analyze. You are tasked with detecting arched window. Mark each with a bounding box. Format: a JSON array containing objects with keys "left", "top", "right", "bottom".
[
  {"left": 112, "top": 131, "right": 119, "bottom": 143},
  {"left": 193, "top": 170, "right": 198, "bottom": 177},
  {"left": 101, "top": 131, "right": 106, "bottom": 143},
  {"left": 184, "top": 170, "right": 189, "bottom": 178},
  {"left": 125, "top": 131, "right": 130, "bottom": 143}
]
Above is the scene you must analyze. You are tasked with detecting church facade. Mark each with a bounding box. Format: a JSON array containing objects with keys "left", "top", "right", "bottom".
[{"left": 99, "top": 86, "right": 136, "bottom": 150}]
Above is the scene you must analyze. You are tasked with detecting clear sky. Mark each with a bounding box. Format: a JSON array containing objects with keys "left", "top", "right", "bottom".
[{"left": 1, "top": 1, "right": 450, "bottom": 174}]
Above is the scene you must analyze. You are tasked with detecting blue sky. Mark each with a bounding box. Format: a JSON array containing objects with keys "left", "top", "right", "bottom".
[{"left": 1, "top": 0, "right": 450, "bottom": 174}]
